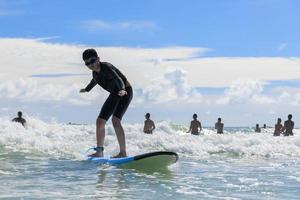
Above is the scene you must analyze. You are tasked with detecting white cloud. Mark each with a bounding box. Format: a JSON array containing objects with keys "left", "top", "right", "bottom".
[
  {"left": 216, "top": 80, "right": 275, "bottom": 105},
  {"left": 252, "top": 95, "right": 276, "bottom": 104},
  {"left": 82, "top": 20, "right": 157, "bottom": 31},
  {"left": 0, "top": 38, "right": 211, "bottom": 106},
  {"left": 175, "top": 57, "right": 300, "bottom": 87},
  {"left": 137, "top": 69, "right": 203, "bottom": 104},
  {"left": 0, "top": 78, "right": 102, "bottom": 105},
  {"left": 216, "top": 79, "right": 300, "bottom": 106},
  {"left": 292, "top": 93, "right": 300, "bottom": 106},
  {"left": 278, "top": 43, "right": 288, "bottom": 51},
  {"left": 2, "top": 38, "right": 300, "bottom": 124},
  {"left": 1, "top": 37, "right": 300, "bottom": 108}
]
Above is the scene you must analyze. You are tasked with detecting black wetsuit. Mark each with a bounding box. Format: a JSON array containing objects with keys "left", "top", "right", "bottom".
[{"left": 84, "top": 62, "right": 132, "bottom": 120}]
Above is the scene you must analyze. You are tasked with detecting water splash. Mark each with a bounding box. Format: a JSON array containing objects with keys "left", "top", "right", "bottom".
[{"left": 1, "top": 117, "right": 300, "bottom": 160}]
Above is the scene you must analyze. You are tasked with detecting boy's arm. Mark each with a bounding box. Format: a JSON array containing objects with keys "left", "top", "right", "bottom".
[
  {"left": 109, "top": 67, "right": 125, "bottom": 92},
  {"left": 282, "top": 122, "right": 286, "bottom": 132},
  {"left": 151, "top": 121, "right": 156, "bottom": 130},
  {"left": 83, "top": 79, "right": 97, "bottom": 92},
  {"left": 143, "top": 122, "right": 147, "bottom": 132},
  {"left": 186, "top": 122, "right": 192, "bottom": 133}
]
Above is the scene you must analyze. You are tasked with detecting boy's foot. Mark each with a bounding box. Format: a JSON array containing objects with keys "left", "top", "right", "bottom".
[
  {"left": 111, "top": 151, "right": 127, "bottom": 158},
  {"left": 88, "top": 151, "right": 103, "bottom": 157}
]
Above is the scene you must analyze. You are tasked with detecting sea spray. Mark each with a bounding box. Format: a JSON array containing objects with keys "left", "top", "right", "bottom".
[{"left": 1, "top": 117, "right": 300, "bottom": 160}]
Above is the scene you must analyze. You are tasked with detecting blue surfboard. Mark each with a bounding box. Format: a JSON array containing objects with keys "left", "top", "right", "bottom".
[{"left": 87, "top": 151, "right": 178, "bottom": 169}]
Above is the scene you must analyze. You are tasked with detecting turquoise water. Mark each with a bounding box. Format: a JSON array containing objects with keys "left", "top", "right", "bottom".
[{"left": 1, "top": 118, "right": 300, "bottom": 199}]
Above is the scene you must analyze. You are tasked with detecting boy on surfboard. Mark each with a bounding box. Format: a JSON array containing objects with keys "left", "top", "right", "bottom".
[{"left": 80, "top": 49, "right": 133, "bottom": 158}]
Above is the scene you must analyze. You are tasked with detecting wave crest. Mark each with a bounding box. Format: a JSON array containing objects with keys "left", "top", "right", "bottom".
[{"left": 1, "top": 117, "right": 300, "bottom": 160}]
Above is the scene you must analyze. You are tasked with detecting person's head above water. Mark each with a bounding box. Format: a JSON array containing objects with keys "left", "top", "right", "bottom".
[
  {"left": 82, "top": 49, "right": 100, "bottom": 71},
  {"left": 193, "top": 113, "right": 197, "bottom": 119},
  {"left": 288, "top": 114, "right": 292, "bottom": 120},
  {"left": 17, "top": 111, "right": 22, "bottom": 117},
  {"left": 145, "top": 113, "right": 150, "bottom": 119}
]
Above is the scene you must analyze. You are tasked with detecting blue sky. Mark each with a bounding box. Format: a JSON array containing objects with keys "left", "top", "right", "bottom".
[
  {"left": 1, "top": 0, "right": 300, "bottom": 126},
  {"left": 1, "top": 0, "right": 299, "bottom": 56}
]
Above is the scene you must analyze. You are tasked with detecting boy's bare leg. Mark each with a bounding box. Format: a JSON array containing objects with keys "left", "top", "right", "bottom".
[
  {"left": 112, "top": 116, "right": 127, "bottom": 158},
  {"left": 89, "top": 118, "right": 106, "bottom": 157}
]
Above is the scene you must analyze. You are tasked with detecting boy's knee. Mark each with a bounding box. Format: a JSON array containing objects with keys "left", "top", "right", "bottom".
[
  {"left": 96, "top": 118, "right": 106, "bottom": 127},
  {"left": 112, "top": 116, "right": 121, "bottom": 126}
]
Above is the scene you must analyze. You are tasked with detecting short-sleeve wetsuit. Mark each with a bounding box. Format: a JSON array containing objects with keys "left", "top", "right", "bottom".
[{"left": 84, "top": 62, "right": 132, "bottom": 120}]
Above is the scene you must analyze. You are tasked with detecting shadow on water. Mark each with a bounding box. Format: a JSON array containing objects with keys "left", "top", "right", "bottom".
[
  {"left": 97, "top": 163, "right": 175, "bottom": 182},
  {"left": 87, "top": 151, "right": 178, "bottom": 198},
  {"left": 95, "top": 164, "right": 175, "bottom": 199}
]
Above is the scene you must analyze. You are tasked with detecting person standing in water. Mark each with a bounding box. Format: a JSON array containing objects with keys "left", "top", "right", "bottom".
[
  {"left": 12, "top": 111, "right": 26, "bottom": 127},
  {"left": 143, "top": 113, "right": 156, "bottom": 134},
  {"left": 187, "top": 113, "right": 202, "bottom": 135},
  {"left": 215, "top": 117, "right": 224, "bottom": 134},
  {"left": 80, "top": 49, "right": 133, "bottom": 158},
  {"left": 274, "top": 118, "right": 283, "bottom": 136},
  {"left": 263, "top": 124, "right": 267, "bottom": 129},
  {"left": 283, "top": 114, "right": 294, "bottom": 136},
  {"left": 255, "top": 124, "right": 261, "bottom": 133}
]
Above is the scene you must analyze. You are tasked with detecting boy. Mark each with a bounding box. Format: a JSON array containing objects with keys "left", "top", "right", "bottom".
[{"left": 80, "top": 49, "right": 132, "bottom": 158}]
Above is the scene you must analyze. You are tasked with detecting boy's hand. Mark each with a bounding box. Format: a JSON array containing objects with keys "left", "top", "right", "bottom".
[
  {"left": 79, "top": 88, "right": 86, "bottom": 93},
  {"left": 118, "top": 90, "right": 127, "bottom": 96}
]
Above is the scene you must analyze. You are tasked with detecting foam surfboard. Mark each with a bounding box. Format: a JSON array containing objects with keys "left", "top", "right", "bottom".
[{"left": 87, "top": 151, "right": 178, "bottom": 169}]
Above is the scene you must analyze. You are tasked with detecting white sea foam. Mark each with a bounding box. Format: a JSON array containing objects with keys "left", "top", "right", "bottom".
[{"left": 1, "top": 117, "right": 300, "bottom": 160}]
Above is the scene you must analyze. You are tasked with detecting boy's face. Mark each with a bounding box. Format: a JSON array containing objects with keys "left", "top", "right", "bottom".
[{"left": 84, "top": 57, "right": 99, "bottom": 71}]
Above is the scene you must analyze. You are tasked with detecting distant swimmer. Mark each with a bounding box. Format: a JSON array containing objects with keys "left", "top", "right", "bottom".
[
  {"left": 12, "top": 111, "right": 26, "bottom": 127},
  {"left": 80, "top": 49, "right": 132, "bottom": 158},
  {"left": 283, "top": 114, "right": 294, "bottom": 136},
  {"left": 215, "top": 117, "right": 224, "bottom": 134},
  {"left": 274, "top": 118, "right": 283, "bottom": 136},
  {"left": 255, "top": 124, "right": 261, "bottom": 133},
  {"left": 187, "top": 113, "right": 202, "bottom": 135},
  {"left": 143, "top": 113, "right": 156, "bottom": 134},
  {"left": 263, "top": 124, "right": 267, "bottom": 129}
]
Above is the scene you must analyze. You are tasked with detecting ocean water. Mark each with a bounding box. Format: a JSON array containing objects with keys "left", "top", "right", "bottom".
[{"left": 1, "top": 117, "right": 300, "bottom": 199}]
